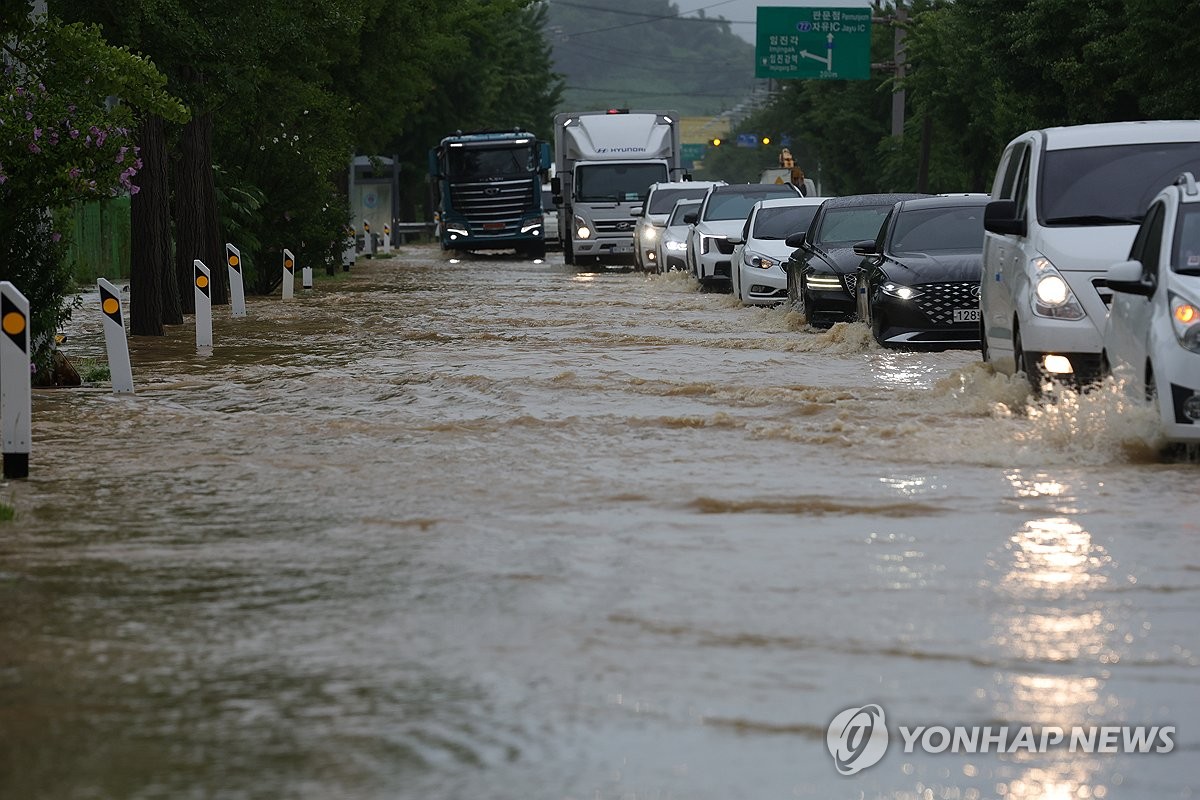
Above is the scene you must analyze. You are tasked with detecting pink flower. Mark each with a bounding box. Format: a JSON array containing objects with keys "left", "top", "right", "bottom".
[
  {"left": 129, "top": 184, "right": 140, "bottom": 195},
  {"left": 69, "top": 167, "right": 80, "bottom": 178},
  {"left": 28, "top": 142, "right": 39, "bottom": 154},
  {"left": 69, "top": 129, "right": 79, "bottom": 139},
  {"left": 25, "top": 111, "right": 32, "bottom": 120},
  {"left": 51, "top": 232, "right": 61, "bottom": 242},
  {"left": 32, "top": 127, "right": 41, "bottom": 140}
]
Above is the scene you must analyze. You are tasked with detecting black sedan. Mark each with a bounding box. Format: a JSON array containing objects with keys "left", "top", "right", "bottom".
[
  {"left": 785, "top": 193, "right": 930, "bottom": 326},
  {"left": 852, "top": 195, "right": 989, "bottom": 348}
]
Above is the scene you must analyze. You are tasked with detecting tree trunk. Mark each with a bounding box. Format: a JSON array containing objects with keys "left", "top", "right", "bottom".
[
  {"left": 129, "top": 114, "right": 168, "bottom": 336},
  {"left": 175, "top": 110, "right": 227, "bottom": 306}
]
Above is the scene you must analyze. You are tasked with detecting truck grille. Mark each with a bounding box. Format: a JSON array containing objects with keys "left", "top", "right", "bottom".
[
  {"left": 912, "top": 282, "right": 979, "bottom": 325},
  {"left": 592, "top": 219, "right": 637, "bottom": 236},
  {"left": 449, "top": 178, "right": 537, "bottom": 236}
]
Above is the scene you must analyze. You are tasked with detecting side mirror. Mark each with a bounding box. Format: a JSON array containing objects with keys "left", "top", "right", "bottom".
[
  {"left": 785, "top": 232, "right": 807, "bottom": 248},
  {"left": 727, "top": 234, "right": 743, "bottom": 246},
  {"left": 1106, "top": 259, "right": 1154, "bottom": 296},
  {"left": 630, "top": 206, "right": 644, "bottom": 217},
  {"left": 984, "top": 199, "right": 1026, "bottom": 236},
  {"left": 684, "top": 212, "right": 697, "bottom": 224},
  {"left": 852, "top": 239, "right": 878, "bottom": 256}
]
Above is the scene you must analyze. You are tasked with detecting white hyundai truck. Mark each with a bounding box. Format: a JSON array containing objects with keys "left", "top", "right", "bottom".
[{"left": 551, "top": 110, "right": 685, "bottom": 266}]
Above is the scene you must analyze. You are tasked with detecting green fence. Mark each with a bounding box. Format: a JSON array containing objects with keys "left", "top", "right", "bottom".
[{"left": 63, "top": 196, "right": 131, "bottom": 284}]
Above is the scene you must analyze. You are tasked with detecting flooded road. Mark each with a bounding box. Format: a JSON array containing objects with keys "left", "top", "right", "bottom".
[{"left": 2, "top": 246, "right": 1198, "bottom": 799}]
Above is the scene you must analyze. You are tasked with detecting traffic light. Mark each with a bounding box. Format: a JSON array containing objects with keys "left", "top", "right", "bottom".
[
  {"left": 710, "top": 137, "right": 722, "bottom": 147},
  {"left": 761, "top": 136, "right": 772, "bottom": 145}
]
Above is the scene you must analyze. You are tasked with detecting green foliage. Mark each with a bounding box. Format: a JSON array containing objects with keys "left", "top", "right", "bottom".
[
  {"left": 0, "top": 500, "right": 13, "bottom": 522},
  {"left": 75, "top": 358, "right": 111, "bottom": 382},
  {"left": 0, "top": 205, "right": 78, "bottom": 373}
]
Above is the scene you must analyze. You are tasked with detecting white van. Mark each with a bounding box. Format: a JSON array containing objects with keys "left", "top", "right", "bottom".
[{"left": 981, "top": 121, "right": 1200, "bottom": 388}]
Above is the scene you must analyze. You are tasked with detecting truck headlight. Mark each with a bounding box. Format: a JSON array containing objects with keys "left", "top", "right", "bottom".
[
  {"left": 1170, "top": 292, "right": 1200, "bottom": 352},
  {"left": 446, "top": 225, "right": 469, "bottom": 237},
  {"left": 1031, "top": 257, "right": 1085, "bottom": 319},
  {"left": 573, "top": 215, "right": 591, "bottom": 240},
  {"left": 520, "top": 220, "right": 542, "bottom": 234}
]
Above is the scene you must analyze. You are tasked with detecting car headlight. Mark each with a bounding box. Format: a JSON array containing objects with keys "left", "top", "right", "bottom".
[
  {"left": 446, "top": 225, "right": 469, "bottom": 237},
  {"left": 743, "top": 250, "right": 776, "bottom": 269},
  {"left": 573, "top": 215, "right": 591, "bottom": 240},
  {"left": 664, "top": 239, "right": 688, "bottom": 252},
  {"left": 1170, "top": 292, "right": 1200, "bottom": 352},
  {"left": 520, "top": 220, "right": 542, "bottom": 234},
  {"left": 806, "top": 273, "right": 844, "bottom": 290},
  {"left": 1030, "top": 257, "right": 1085, "bottom": 319},
  {"left": 881, "top": 281, "right": 923, "bottom": 300},
  {"left": 641, "top": 227, "right": 658, "bottom": 243}
]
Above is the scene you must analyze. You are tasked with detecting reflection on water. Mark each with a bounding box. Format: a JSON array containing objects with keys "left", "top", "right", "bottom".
[{"left": 1, "top": 250, "right": 1197, "bottom": 799}]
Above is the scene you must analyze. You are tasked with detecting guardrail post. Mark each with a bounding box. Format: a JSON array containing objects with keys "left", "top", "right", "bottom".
[
  {"left": 0, "top": 282, "right": 31, "bottom": 479},
  {"left": 97, "top": 278, "right": 133, "bottom": 394}
]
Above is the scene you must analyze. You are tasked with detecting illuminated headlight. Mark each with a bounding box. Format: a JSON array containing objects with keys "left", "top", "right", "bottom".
[
  {"left": 641, "top": 227, "right": 658, "bottom": 243},
  {"left": 881, "top": 281, "right": 923, "bottom": 300},
  {"left": 446, "top": 225, "right": 469, "bottom": 237},
  {"left": 743, "top": 250, "right": 776, "bottom": 269},
  {"left": 573, "top": 215, "right": 591, "bottom": 240},
  {"left": 1170, "top": 292, "right": 1200, "bottom": 352},
  {"left": 1042, "top": 354, "right": 1074, "bottom": 374},
  {"left": 1031, "top": 257, "right": 1085, "bottom": 319},
  {"left": 807, "top": 273, "right": 844, "bottom": 290},
  {"left": 520, "top": 220, "right": 542, "bottom": 234},
  {"left": 664, "top": 239, "right": 687, "bottom": 252}
]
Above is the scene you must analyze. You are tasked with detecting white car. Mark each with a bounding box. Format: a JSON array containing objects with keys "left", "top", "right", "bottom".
[
  {"left": 981, "top": 120, "right": 1200, "bottom": 389},
  {"left": 1103, "top": 172, "right": 1200, "bottom": 444},
  {"left": 686, "top": 183, "right": 803, "bottom": 287},
  {"left": 633, "top": 181, "right": 722, "bottom": 271},
  {"left": 656, "top": 198, "right": 701, "bottom": 273},
  {"left": 729, "top": 196, "right": 825, "bottom": 305}
]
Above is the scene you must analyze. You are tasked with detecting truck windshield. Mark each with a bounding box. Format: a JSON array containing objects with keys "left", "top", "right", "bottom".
[
  {"left": 1041, "top": 141, "right": 1200, "bottom": 226},
  {"left": 575, "top": 163, "right": 667, "bottom": 203},
  {"left": 447, "top": 145, "right": 536, "bottom": 179}
]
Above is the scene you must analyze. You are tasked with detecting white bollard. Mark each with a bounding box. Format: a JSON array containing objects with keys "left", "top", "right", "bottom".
[
  {"left": 382, "top": 223, "right": 392, "bottom": 255},
  {"left": 226, "top": 242, "right": 247, "bottom": 317},
  {"left": 302, "top": 265, "right": 313, "bottom": 290},
  {"left": 194, "top": 259, "right": 213, "bottom": 349},
  {"left": 342, "top": 228, "right": 356, "bottom": 272},
  {"left": 97, "top": 278, "right": 133, "bottom": 394},
  {"left": 363, "top": 219, "right": 375, "bottom": 257},
  {"left": 0, "top": 282, "right": 31, "bottom": 479},
  {"left": 282, "top": 248, "right": 295, "bottom": 300}
]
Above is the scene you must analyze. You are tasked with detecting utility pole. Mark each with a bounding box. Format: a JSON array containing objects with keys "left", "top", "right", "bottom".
[{"left": 891, "top": 1, "right": 907, "bottom": 138}]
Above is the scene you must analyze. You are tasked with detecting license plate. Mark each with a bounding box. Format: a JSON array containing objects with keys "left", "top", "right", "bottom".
[
  {"left": 953, "top": 308, "right": 981, "bottom": 323},
  {"left": 483, "top": 222, "right": 505, "bottom": 230}
]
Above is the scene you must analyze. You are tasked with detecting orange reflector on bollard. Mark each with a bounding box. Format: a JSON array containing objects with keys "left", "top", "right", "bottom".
[{"left": 2, "top": 310, "right": 24, "bottom": 337}]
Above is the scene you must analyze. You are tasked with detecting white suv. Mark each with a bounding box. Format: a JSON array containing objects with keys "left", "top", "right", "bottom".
[
  {"left": 1103, "top": 172, "right": 1200, "bottom": 444},
  {"left": 981, "top": 121, "right": 1200, "bottom": 388}
]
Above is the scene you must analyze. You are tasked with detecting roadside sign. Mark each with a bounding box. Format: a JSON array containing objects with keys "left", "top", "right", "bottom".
[
  {"left": 736, "top": 133, "right": 759, "bottom": 148},
  {"left": 756, "top": 6, "right": 872, "bottom": 80},
  {"left": 682, "top": 143, "right": 706, "bottom": 161}
]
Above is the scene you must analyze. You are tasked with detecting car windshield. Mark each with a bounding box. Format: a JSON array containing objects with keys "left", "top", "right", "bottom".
[
  {"left": 889, "top": 206, "right": 986, "bottom": 254},
  {"left": 447, "top": 145, "right": 535, "bottom": 178},
  {"left": 703, "top": 188, "right": 798, "bottom": 221},
  {"left": 813, "top": 206, "right": 892, "bottom": 246},
  {"left": 668, "top": 201, "right": 700, "bottom": 226},
  {"left": 1172, "top": 205, "right": 1200, "bottom": 273},
  {"left": 753, "top": 205, "right": 819, "bottom": 240},
  {"left": 648, "top": 187, "right": 710, "bottom": 214},
  {"left": 575, "top": 163, "right": 667, "bottom": 203},
  {"left": 1041, "top": 141, "right": 1200, "bottom": 225}
]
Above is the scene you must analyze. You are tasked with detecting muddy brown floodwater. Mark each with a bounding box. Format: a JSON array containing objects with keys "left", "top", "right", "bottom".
[{"left": 1, "top": 245, "right": 1198, "bottom": 799}]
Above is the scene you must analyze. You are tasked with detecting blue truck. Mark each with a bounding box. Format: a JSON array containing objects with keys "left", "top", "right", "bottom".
[{"left": 428, "top": 130, "right": 552, "bottom": 259}]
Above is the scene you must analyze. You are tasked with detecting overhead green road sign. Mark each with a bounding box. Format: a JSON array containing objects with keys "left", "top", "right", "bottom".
[
  {"left": 755, "top": 7, "right": 872, "bottom": 80},
  {"left": 682, "top": 143, "right": 707, "bottom": 161}
]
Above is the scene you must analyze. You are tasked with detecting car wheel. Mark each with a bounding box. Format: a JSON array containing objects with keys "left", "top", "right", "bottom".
[
  {"left": 871, "top": 306, "right": 886, "bottom": 346},
  {"left": 1145, "top": 361, "right": 1157, "bottom": 404},
  {"left": 564, "top": 239, "right": 575, "bottom": 266},
  {"left": 1015, "top": 327, "right": 1042, "bottom": 393},
  {"left": 979, "top": 320, "right": 989, "bottom": 361}
]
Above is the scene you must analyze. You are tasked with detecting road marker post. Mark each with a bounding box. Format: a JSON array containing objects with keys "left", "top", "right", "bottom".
[
  {"left": 382, "top": 223, "right": 392, "bottom": 255},
  {"left": 0, "top": 282, "right": 31, "bottom": 479},
  {"left": 194, "top": 260, "right": 213, "bottom": 349},
  {"left": 363, "top": 219, "right": 375, "bottom": 257},
  {"left": 226, "top": 243, "right": 247, "bottom": 317},
  {"left": 302, "top": 264, "right": 313, "bottom": 290},
  {"left": 342, "top": 226, "right": 356, "bottom": 272},
  {"left": 97, "top": 278, "right": 133, "bottom": 394},
  {"left": 282, "top": 249, "right": 295, "bottom": 300}
]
